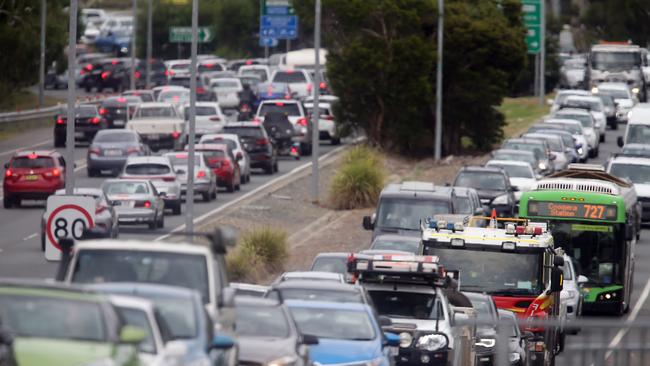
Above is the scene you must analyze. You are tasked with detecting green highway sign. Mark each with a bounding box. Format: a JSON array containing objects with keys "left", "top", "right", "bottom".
[
  {"left": 522, "top": 0, "right": 541, "bottom": 54},
  {"left": 169, "top": 27, "right": 215, "bottom": 43}
]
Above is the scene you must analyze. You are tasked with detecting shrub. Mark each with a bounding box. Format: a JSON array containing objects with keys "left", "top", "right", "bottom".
[
  {"left": 329, "top": 146, "right": 385, "bottom": 210},
  {"left": 226, "top": 227, "right": 289, "bottom": 282}
]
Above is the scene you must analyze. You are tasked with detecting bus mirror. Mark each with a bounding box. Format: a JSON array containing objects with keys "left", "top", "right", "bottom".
[
  {"left": 553, "top": 256, "right": 564, "bottom": 267},
  {"left": 551, "top": 267, "right": 564, "bottom": 292}
]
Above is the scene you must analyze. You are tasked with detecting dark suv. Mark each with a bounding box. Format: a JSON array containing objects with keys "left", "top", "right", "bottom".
[
  {"left": 135, "top": 59, "right": 167, "bottom": 88},
  {"left": 54, "top": 104, "right": 107, "bottom": 147},
  {"left": 98, "top": 96, "right": 142, "bottom": 129},
  {"left": 223, "top": 122, "right": 277, "bottom": 174},
  {"left": 452, "top": 166, "right": 516, "bottom": 217}
]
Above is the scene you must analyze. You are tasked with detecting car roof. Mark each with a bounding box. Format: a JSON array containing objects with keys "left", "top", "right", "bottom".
[
  {"left": 380, "top": 181, "right": 454, "bottom": 200},
  {"left": 282, "top": 271, "right": 343, "bottom": 280},
  {"left": 450, "top": 186, "right": 479, "bottom": 197},
  {"left": 88, "top": 282, "right": 200, "bottom": 300},
  {"left": 55, "top": 188, "right": 103, "bottom": 196},
  {"left": 555, "top": 108, "right": 591, "bottom": 116},
  {"left": 623, "top": 143, "right": 650, "bottom": 150},
  {"left": 486, "top": 159, "right": 532, "bottom": 168},
  {"left": 284, "top": 299, "right": 369, "bottom": 311},
  {"left": 125, "top": 156, "right": 172, "bottom": 164},
  {"left": 596, "top": 82, "right": 630, "bottom": 91},
  {"left": 494, "top": 148, "right": 535, "bottom": 156},
  {"left": 13, "top": 150, "right": 59, "bottom": 157},
  {"left": 224, "top": 122, "right": 263, "bottom": 128},
  {"left": 0, "top": 278, "right": 105, "bottom": 302},
  {"left": 194, "top": 143, "right": 227, "bottom": 151},
  {"left": 201, "top": 133, "right": 238, "bottom": 141},
  {"left": 313, "top": 252, "right": 349, "bottom": 259},
  {"left": 235, "top": 296, "right": 282, "bottom": 307},
  {"left": 260, "top": 99, "right": 299, "bottom": 104},
  {"left": 505, "top": 138, "right": 545, "bottom": 145},
  {"left": 543, "top": 119, "right": 582, "bottom": 126},
  {"left": 136, "top": 102, "right": 176, "bottom": 108},
  {"left": 565, "top": 95, "right": 601, "bottom": 103},
  {"left": 273, "top": 280, "right": 361, "bottom": 292},
  {"left": 459, "top": 165, "right": 509, "bottom": 174},
  {"left": 557, "top": 89, "right": 590, "bottom": 96},
  {"left": 103, "top": 178, "right": 150, "bottom": 185},
  {"left": 74, "top": 239, "right": 212, "bottom": 255},
  {"left": 609, "top": 156, "right": 650, "bottom": 166},
  {"left": 107, "top": 294, "right": 154, "bottom": 311},
  {"left": 524, "top": 133, "right": 561, "bottom": 141}
]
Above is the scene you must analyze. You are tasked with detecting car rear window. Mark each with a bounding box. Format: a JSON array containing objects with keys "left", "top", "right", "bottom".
[
  {"left": 11, "top": 156, "right": 55, "bottom": 168},
  {"left": 259, "top": 103, "right": 300, "bottom": 117},
  {"left": 273, "top": 72, "right": 307, "bottom": 83},
  {"left": 124, "top": 93, "right": 154, "bottom": 102},
  {"left": 171, "top": 63, "right": 189, "bottom": 70},
  {"left": 125, "top": 163, "right": 170, "bottom": 175},
  {"left": 166, "top": 154, "right": 202, "bottom": 166},
  {"left": 95, "top": 131, "right": 138, "bottom": 143},
  {"left": 223, "top": 126, "right": 264, "bottom": 139},
  {"left": 202, "top": 138, "right": 236, "bottom": 151},
  {"left": 211, "top": 80, "right": 239, "bottom": 88}
]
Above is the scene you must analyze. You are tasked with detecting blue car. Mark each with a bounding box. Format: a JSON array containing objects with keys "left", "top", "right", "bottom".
[
  {"left": 94, "top": 28, "right": 132, "bottom": 55},
  {"left": 88, "top": 282, "right": 236, "bottom": 366},
  {"left": 254, "top": 82, "right": 294, "bottom": 110},
  {"left": 286, "top": 300, "right": 400, "bottom": 366}
]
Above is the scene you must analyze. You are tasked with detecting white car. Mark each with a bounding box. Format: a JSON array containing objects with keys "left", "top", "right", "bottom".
[
  {"left": 256, "top": 99, "right": 312, "bottom": 154},
  {"left": 595, "top": 82, "right": 637, "bottom": 123},
  {"left": 560, "top": 254, "right": 584, "bottom": 334},
  {"left": 549, "top": 89, "right": 591, "bottom": 114},
  {"left": 164, "top": 59, "right": 191, "bottom": 80},
  {"left": 562, "top": 95, "right": 607, "bottom": 141},
  {"left": 553, "top": 108, "right": 600, "bottom": 158},
  {"left": 81, "top": 8, "right": 108, "bottom": 26},
  {"left": 238, "top": 65, "right": 271, "bottom": 82},
  {"left": 270, "top": 69, "right": 313, "bottom": 99},
  {"left": 163, "top": 151, "right": 217, "bottom": 202},
  {"left": 198, "top": 133, "right": 251, "bottom": 183},
  {"left": 121, "top": 156, "right": 182, "bottom": 215},
  {"left": 485, "top": 160, "right": 537, "bottom": 192},
  {"left": 523, "top": 133, "right": 570, "bottom": 171},
  {"left": 303, "top": 100, "right": 340, "bottom": 145},
  {"left": 157, "top": 88, "right": 190, "bottom": 108},
  {"left": 210, "top": 78, "right": 243, "bottom": 109},
  {"left": 607, "top": 155, "right": 650, "bottom": 222},
  {"left": 181, "top": 102, "right": 226, "bottom": 138},
  {"left": 542, "top": 118, "right": 590, "bottom": 162},
  {"left": 127, "top": 102, "right": 186, "bottom": 151},
  {"left": 99, "top": 16, "right": 133, "bottom": 36}
]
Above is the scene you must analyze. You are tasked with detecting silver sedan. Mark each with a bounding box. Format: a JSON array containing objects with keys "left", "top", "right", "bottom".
[{"left": 101, "top": 179, "right": 165, "bottom": 229}]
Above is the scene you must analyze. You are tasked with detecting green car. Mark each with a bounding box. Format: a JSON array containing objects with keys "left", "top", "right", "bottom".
[{"left": 0, "top": 280, "right": 144, "bottom": 366}]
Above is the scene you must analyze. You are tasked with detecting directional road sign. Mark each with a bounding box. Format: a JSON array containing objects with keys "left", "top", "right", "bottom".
[
  {"left": 522, "top": 0, "right": 541, "bottom": 54},
  {"left": 44, "top": 195, "right": 96, "bottom": 261},
  {"left": 260, "top": 15, "right": 298, "bottom": 39},
  {"left": 169, "top": 26, "right": 215, "bottom": 43}
]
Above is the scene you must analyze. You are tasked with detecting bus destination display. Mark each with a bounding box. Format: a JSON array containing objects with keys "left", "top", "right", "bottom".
[{"left": 527, "top": 201, "right": 617, "bottom": 221}]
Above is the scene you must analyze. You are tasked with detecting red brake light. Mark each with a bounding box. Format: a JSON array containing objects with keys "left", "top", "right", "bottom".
[
  {"left": 162, "top": 176, "right": 176, "bottom": 182},
  {"left": 165, "top": 70, "right": 174, "bottom": 76},
  {"left": 284, "top": 94, "right": 291, "bottom": 100},
  {"left": 127, "top": 147, "right": 140, "bottom": 155},
  {"left": 89, "top": 147, "right": 101, "bottom": 155},
  {"left": 27, "top": 153, "right": 38, "bottom": 159},
  {"left": 134, "top": 71, "right": 141, "bottom": 79},
  {"left": 84, "top": 63, "right": 93, "bottom": 71},
  {"left": 96, "top": 205, "right": 107, "bottom": 214},
  {"left": 175, "top": 153, "right": 187, "bottom": 158},
  {"left": 111, "top": 59, "right": 118, "bottom": 65},
  {"left": 44, "top": 168, "right": 60, "bottom": 179},
  {"left": 144, "top": 201, "right": 151, "bottom": 208},
  {"left": 5, "top": 169, "right": 12, "bottom": 178},
  {"left": 209, "top": 116, "right": 221, "bottom": 121},
  {"left": 99, "top": 108, "right": 108, "bottom": 115},
  {"left": 286, "top": 70, "right": 294, "bottom": 74},
  {"left": 297, "top": 118, "right": 308, "bottom": 126},
  {"left": 80, "top": 69, "right": 85, "bottom": 75},
  {"left": 275, "top": 102, "right": 285, "bottom": 106},
  {"left": 90, "top": 117, "right": 101, "bottom": 124},
  {"left": 172, "top": 131, "right": 180, "bottom": 139},
  {"left": 319, "top": 82, "right": 326, "bottom": 89},
  {"left": 197, "top": 87, "right": 205, "bottom": 93},
  {"left": 256, "top": 138, "right": 269, "bottom": 145},
  {"left": 101, "top": 71, "right": 110, "bottom": 80},
  {"left": 245, "top": 60, "right": 253, "bottom": 65},
  {"left": 307, "top": 83, "right": 313, "bottom": 92},
  {"left": 205, "top": 63, "right": 215, "bottom": 68},
  {"left": 197, "top": 170, "right": 206, "bottom": 178},
  {"left": 56, "top": 117, "right": 65, "bottom": 124},
  {"left": 117, "top": 97, "right": 127, "bottom": 103}
]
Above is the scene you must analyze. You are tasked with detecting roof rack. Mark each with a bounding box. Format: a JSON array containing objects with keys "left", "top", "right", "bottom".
[{"left": 546, "top": 164, "right": 631, "bottom": 188}]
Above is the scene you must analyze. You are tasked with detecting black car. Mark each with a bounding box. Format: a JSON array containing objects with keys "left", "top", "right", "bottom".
[
  {"left": 465, "top": 292, "right": 499, "bottom": 366},
  {"left": 54, "top": 104, "right": 107, "bottom": 147},
  {"left": 95, "top": 59, "right": 135, "bottom": 93},
  {"left": 98, "top": 95, "right": 142, "bottom": 129},
  {"left": 223, "top": 122, "right": 278, "bottom": 174},
  {"left": 168, "top": 75, "right": 216, "bottom": 101},
  {"left": 452, "top": 166, "right": 516, "bottom": 217},
  {"left": 235, "top": 297, "right": 316, "bottom": 366},
  {"left": 135, "top": 59, "right": 167, "bottom": 88}
]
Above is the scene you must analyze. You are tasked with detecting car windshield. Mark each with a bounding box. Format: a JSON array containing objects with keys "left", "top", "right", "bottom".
[
  {"left": 311, "top": 257, "right": 347, "bottom": 275},
  {"left": 598, "top": 95, "right": 615, "bottom": 107},
  {"left": 259, "top": 103, "right": 301, "bottom": 117},
  {"left": 609, "top": 163, "right": 650, "bottom": 184},
  {"left": 290, "top": 307, "right": 376, "bottom": 340},
  {"left": 171, "top": 63, "right": 189, "bottom": 70},
  {"left": 135, "top": 107, "right": 176, "bottom": 118},
  {"left": 527, "top": 136, "right": 562, "bottom": 151},
  {"left": 273, "top": 72, "right": 307, "bottom": 83},
  {"left": 95, "top": 131, "right": 137, "bottom": 143},
  {"left": 258, "top": 83, "right": 286, "bottom": 94},
  {"left": 626, "top": 125, "right": 650, "bottom": 144},
  {"left": 621, "top": 146, "right": 650, "bottom": 157},
  {"left": 497, "top": 151, "right": 535, "bottom": 164},
  {"left": 124, "top": 93, "right": 154, "bottom": 102},
  {"left": 488, "top": 164, "right": 533, "bottom": 178},
  {"left": 368, "top": 291, "right": 442, "bottom": 320},
  {"left": 455, "top": 172, "right": 508, "bottom": 191},
  {"left": 502, "top": 142, "right": 544, "bottom": 158},
  {"left": 555, "top": 93, "right": 586, "bottom": 105},
  {"left": 591, "top": 51, "right": 641, "bottom": 70},
  {"left": 71, "top": 250, "right": 210, "bottom": 304},
  {"left": 125, "top": 163, "right": 171, "bottom": 175},
  {"left": 236, "top": 306, "right": 289, "bottom": 338},
  {"left": 547, "top": 123, "right": 582, "bottom": 135},
  {"left": 278, "top": 289, "right": 363, "bottom": 303},
  {"left": 599, "top": 89, "right": 630, "bottom": 100},
  {"left": 117, "top": 307, "right": 156, "bottom": 354},
  {"left": 199, "top": 63, "right": 223, "bottom": 72},
  {"left": 371, "top": 239, "right": 419, "bottom": 253},
  {"left": 223, "top": 126, "right": 264, "bottom": 139},
  {"left": 150, "top": 295, "right": 198, "bottom": 339},
  {"left": 0, "top": 294, "right": 106, "bottom": 342},
  {"left": 77, "top": 106, "right": 97, "bottom": 117},
  {"left": 422, "top": 247, "right": 543, "bottom": 295},
  {"left": 467, "top": 297, "right": 496, "bottom": 322},
  {"left": 159, "top": 91, "right": 189, "bottom": 103},
  {"left": 376, "top": 197, "right": 451, "bottom": 231},
  {"left": 11, "top": 156, "right": 54, "bottom": 168},
  {"left": 201, "top": 139, "right": 236, "bottom": 151},
  {"left": 103, "top": 181, "right": 149, "bottom": 195},
  {"left": 452, "top": 196, "right": 473, "bottom": 215},
  {"left": 557, "top": 113, "right": 593, "bottom": 128}
]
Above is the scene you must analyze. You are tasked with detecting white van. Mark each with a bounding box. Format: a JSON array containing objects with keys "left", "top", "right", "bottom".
[
  {"left": 618, "top": 104, "right": 650, "bottom": 147},
  {"left": 278, "top": 48, "right": 328, "bottom": 70}
]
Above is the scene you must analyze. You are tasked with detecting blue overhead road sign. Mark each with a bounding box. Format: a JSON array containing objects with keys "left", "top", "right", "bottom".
[
  {"left": 260, "top": 15, "right": 298, "bottom": 39},
  {"left": 260, "top": 37, "right": 279, "bottom": 47}
]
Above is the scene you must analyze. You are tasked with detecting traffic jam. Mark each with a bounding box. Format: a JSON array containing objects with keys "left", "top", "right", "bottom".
[{"left": 2, "top": 3, "right": 650, "bottom": 366}]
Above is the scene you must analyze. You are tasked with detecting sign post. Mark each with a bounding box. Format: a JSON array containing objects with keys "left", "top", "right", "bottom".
[{"left": 44, "top": 196, "right": 96, "bottom": 261}]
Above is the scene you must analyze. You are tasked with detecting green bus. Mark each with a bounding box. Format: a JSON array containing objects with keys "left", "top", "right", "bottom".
[{"left": 519, "top": 165, "right": 641, "bottom": 315}]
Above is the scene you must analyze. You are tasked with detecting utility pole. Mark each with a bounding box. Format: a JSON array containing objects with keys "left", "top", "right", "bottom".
[
  {"left": 65, "top": 0, "right": 78, "bottom": 195},
  {"left": 310, "top": 0, "right": 321, "bottom": 203},
  {"left": 539, "top": 0, "right": 546, "bottom": 105},
  {"left": 39, "top": 0, "right": 46, "bottom": 108},
  {"left": 186, "top": 0, "right": 199, "bottom": 238},
  {"left": 146, "top": 0, "right": 152, "bottom": 89},
  {"left": 130, "top": 0, "right": 137, "bottom": 91},
  {"left": 434, "top": 0, "right": 444, "bottom": 160}
]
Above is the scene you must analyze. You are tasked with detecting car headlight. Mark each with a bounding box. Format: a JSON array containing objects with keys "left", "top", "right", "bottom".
[
  {"left": 267, "top": 355, "right": 298, "bottom": 366},
  {"left": 475, "top": 338, "right": 496, "bottom": 348},
  {"left": 632, "top": 87, "right": 640, "bottom": 94},
  {"left": 538, "top": 162, "right": 547, "bottom": 171},
  {"left": 595, "top": 122, "right": 601, "bottom": 129},
  {"left": 577, "top": 147, "right": 584, "bottom": 155},
  {"left": 399, "top": 332, "right": 413, "bottom": 348},
  {"left": 417, "top": 333, "right": 448, "bottom": 351},
  {"left": 509, "top": 353, "right": 521, "bottom": 363},
  {"left": 492, "top": 194, "right": 509, "bottom": 205},
  {"left": 565, "top": 289, "right": 577, "bottom": 300}
]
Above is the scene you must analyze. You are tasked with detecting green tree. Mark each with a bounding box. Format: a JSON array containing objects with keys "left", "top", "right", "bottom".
[{"left": 582, "top": 0, "right": 650, "bottom": 47}]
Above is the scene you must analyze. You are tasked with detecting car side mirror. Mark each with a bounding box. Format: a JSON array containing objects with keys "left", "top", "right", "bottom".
[
  {"left": 301, "top": 334, "right": 319, "bottom": 346},
  {"left": 158, "top": 191, "right": 167, "bottom": 197},
  {"left": 577, "top": 275, "right": 588, "bottom": 284},
  {"left": 617, "top": 136, "right": 624, "bottom": 148},
  {"left": 550, "top": 267, "right": 564, "bottom": 292},
  {"left": 362, "top": 215, "right": 374, "bottom": 230},
  {"left": 210, "top": 335, "right": 235, "bottom": 350},
  {"left": 384, "top": 332, "right": 400, "bottom": 347},
  {"left": 119, "top": 325, "right": 146, "bottom": 344},
  {"left": 218, "top": 286, "right": 236, "bottom": 308},
  {"left": 378, "top": 315, "right": 393, "bottom": 327}
]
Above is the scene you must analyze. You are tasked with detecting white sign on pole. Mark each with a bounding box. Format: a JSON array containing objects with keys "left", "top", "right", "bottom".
[{"left": 44, "top": 195, "right": 96, "bottom": 261}]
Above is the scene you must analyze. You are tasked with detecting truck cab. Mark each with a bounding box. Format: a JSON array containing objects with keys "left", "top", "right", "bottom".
[{"left": 588, "top": 43, "right": 646, "bottom": 102}]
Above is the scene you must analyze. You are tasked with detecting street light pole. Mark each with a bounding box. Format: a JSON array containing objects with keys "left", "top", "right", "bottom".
[
  {"left": 539, "top": 0, "right": 546, "bottom": 105},
  {"left": 65, "top": 0, "right": 79, "bottom": 195},
  {"left": 130, "top": 0, "right": 137, "bottom": 91},
  {"left": 38, "top": 0, "right": 46, "bottom": 108},
  {"left": 186, "top": 0, "right": 199, "bottom": 238},
  {"left": 434, "top": 0, "right": 444, "bottom": 160},
  {"left": 146, "top": 0, "right": 152, "bottom": 89},
  {"left": 310, "top": 0, "right": 321, "bottom": 203}
]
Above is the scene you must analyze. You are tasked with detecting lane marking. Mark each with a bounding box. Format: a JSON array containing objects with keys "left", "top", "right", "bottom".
[
  {"left": 604, "top": 276, "right": 650, "bottom": 359},
  {"left": 22, "top": 233, "right": 37, "bottom": 241},
  {"left": 155, "top": 144, "right": 350, "bottom": 241},
  {"left": 0, "top": 139, "right": 51, "bottom": 157}
]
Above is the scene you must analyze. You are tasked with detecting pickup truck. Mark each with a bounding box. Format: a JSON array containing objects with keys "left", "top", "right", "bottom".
[{"left": 126, "top": 102, "right": 186, "bottom": 151}]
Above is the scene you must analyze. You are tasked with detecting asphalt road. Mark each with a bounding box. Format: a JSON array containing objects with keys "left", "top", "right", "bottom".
[{"left": 0, "top": 123, "right": 342, "bottom": 279}]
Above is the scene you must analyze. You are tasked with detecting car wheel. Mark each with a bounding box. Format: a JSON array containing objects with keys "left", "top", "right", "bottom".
[
  {"left": 612, "top": 122, "right": 618, "bottom": 130},
  {"left": 202, "top": 191, "right": 211, "bottom": 201},
  {"left": 3, "top": 195, "right": 13, "bottom": 209},
  {"left": 600, "top": 134, "right": 605, "bottom": 143},
  {"left": 331, "top": 137, "right": 341, "bottom": 145},
  {"left": 157, "top": 212, "right": 164, "bottom": 228},
  {"left": 264, "top": 162, "right": 274, "bottom": 175},
  {"left": 172, "top": 202, "right": 182, "bottom": 215},
  {"left": 87, "top": 168, "right": 99, "bottom": 177}
]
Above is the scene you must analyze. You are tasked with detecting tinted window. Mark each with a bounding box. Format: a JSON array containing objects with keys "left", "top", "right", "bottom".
[
  {"left": 223, "top": 126, "right": 264, "bottom": 138},
  {"left": 291, "top": 307, "right": 376, "bottom": 340},
  {"left": 199, "top": 63, "right": 224, "bottom": 72},
  {"left": 626, "top": 125, "right": 650, "bottom": 144},
  {"left": 103, "top": 181, "right": 150, "bottom": 195},
  {"left": 150, "top": 295, "right": 198, "bottom": 339},
  {"left": 95, "top": 131, "right": 138, "bottom": 143},
  {"left": 125, "top": 163, "right": 171, "bottom": 175},
  {"left": 135, "top": 107, "right": 176, "bottom": 118},
  {"left": 11, "top": 156, "right": 55, "bottom": 168},
  {"left": 166, "top": 154, "right": 202, "bottom": 166},
  {"left": 259, "top": 103, "right": 301, "bottom": 117},
  {"left": 368, "top": 291, "right": 441, "bottom": 320},
  {"left": 211, "top": 80, "right": 239, "bottom": 88},
  {"left": 452, "top": 196, "right": 473, "bottom": 215},
  {"left": 455, "top": 172, "right": 507, "bottom": 191},
  {"left": 236, "top": 306, "right": 289, "bottom": 338},
  {"left": 77, "top": 106, "right": 98, "bottom": 117},
  {"left": 488, "top": 164, "right": 533, "bottom": 178},
  {"left": 311, "top": 257, "right": 347, "bottom": 274},
  {"left": 609, "top": 163, "right": 650, "bottom": 184},
  {"left": 117, "top": 307, "right": 156, "bottom": 354},
  {"left": 557, "top": 113, "right": 593, "bottom": 128},
  {"left": 185, "top": 106, "right": 219, "bottom": 119},
  {"left": 273, "top": 72, "right": 307, "bottom": 83},
  {"left": 376, "top": 198, "right": 451, "bottom": 231},
  {"left": 493, "top": 151, "right": 536, "bottom": 166}
]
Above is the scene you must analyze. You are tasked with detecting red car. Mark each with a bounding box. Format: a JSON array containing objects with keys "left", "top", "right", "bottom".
[
  {"left": 192, "top": 143, "right": 241, "bottom": 192},
  {"left": 3, "top": 151, "right": 66, "bottom": 208}
]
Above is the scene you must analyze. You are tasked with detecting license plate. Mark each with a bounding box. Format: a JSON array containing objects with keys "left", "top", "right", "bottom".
[
  {"left": 148, "top": 134, "right": 159, "bottom": 140},
  {"left": 113, "top": 119, "right": 125, "bottom": 126},
  {"left": 105, "top": 149, "right": 122, "bottom": 156},
  {"left": 24, "top": 175, "right": 38, "bottom": 181},
  {"left": 75, "top": 131, "right": 84, "bottom": 138}
]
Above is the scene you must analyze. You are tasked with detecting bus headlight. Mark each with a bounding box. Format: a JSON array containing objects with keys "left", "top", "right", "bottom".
[
  {"left": 632, "top": 87, "right": 640, "bottom": 94},
  {"left": 417, "top": 334, "right": 448, "bottom": 351},
  {"left": 399, "top": 332, "right": 413, "bottom": 348}
]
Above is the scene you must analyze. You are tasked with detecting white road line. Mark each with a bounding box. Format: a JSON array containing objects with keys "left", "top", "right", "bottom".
[
  {"left": 604, "top": 277, "right": 650, "bottom": 359},
  {"left": 22, "top": 233, "right": 38, "bottom": 241},
  {"left": 155, "top": 144, "right": 349, "bottom": 241},
  {"left": 0, "top": 139, "right": 51, "bottom": 157}
]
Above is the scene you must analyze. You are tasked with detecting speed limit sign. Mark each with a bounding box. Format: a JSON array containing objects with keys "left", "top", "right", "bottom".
[{"left": 44, "top": 195, "right": 96, "bottom": 261}]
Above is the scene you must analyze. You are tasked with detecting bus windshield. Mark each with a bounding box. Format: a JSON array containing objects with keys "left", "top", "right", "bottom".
[
  {"left": 422, "top": 247, "right": 543, "bottom": 296},
  {"left": 591, "top": 51, "right": 641, "bottom": 71},
  {"left": 549, "top": 222, "right": 624, "bottom": 285}
]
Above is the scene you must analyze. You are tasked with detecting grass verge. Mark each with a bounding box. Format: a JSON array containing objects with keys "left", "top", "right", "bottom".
[
  {"left": 226, "top": 227, "right": 289, "bottom": 282},
  {"left": 329, "top": 146, "right": 385, "bottom": 210},
  {"left": 499, "top": 95, "right": 552, "bottom": 138},
  {"left": 0, "top": 118, "right": 51, "bottom": 142},
  {"left": 0, "top": 90, "right": 64, "bottom": 113}
]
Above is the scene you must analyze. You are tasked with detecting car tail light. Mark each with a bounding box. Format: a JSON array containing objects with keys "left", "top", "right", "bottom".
[
  {"left": 44, "top": 168, "right": 60, "bottom": 179},
  {"left": 252, "top": 117, "right": 261, "bottom": 124},
  {"left": 111, "top": 59, "right": 118, "bottom": 65},
  {"left": 5, "top": 169, "right": 12, "bottom": 178},
  {"left": 162, "top": 176, "right": 176, "bottom": 182},
  {"left": 101, "top": 71, "right": 110, "bottom": 80},
  {"left": 84, "top": 63, "right": 93, "bottom": 71},
  {"left": 307, "top": 83, "right": 313, "bottom": 92},
  {"left": 135, "top": 200, "right": 152, "bottom": 208},
  {"left": 99, "top": 108, "right": 108, "bottom": 115},
  {"left": 275, "top": 102, "right": 285, "bottom": 106},
  {"left": 245, "top": 60, "right": 253, "bottom": 65},
  {"left": 126, "top": 147, "right": 140, "bottom": 155},
  {"left": 323, "top": 115, "right": 334, "bottom": 120},
  {"left": 297, "top": 118, "right": 308, "bottom": 126},
  {"left": 96, "top": 205, "right": 107, "bottom": 214},
  {"left": 197, "top": 170, "right": 206, "bottom": 178},
  {"left": 209, "top": 116, "right": 221, "bottom": 121},
  {"left": 197, "top": 87, "right": 205, "bottom": 93},
  {"left": 319, "top": 82, "right": 327, "bottom": 89},
  {"left": 171, "top": 131, "right": 180, "bottom": 139},
  {"left": 56, "top": 117, "right": 65, "bottom": 125},
  {"left": 256, "top": 138, "right": 269, "bottom": 146},
  {"left": 134, "top": 71, "right": 141, "bottom": 79},
  {"left": 89, "top": 147, "right": 101, "bottom": 155},
  {"left": 27, "top": 153, "right": 38, "bottom": 159},
  {"left": 117, "top": 97, "right": 127, "bottom": 103},
  {"left": 165, "top": 70, "right": 174, "bottom": 76},
  {"left": 284, "top": 94, "right": 291, "bottom": 100},
  {"left": 90, "top": 117, "right": 101, "bottom": 124}
]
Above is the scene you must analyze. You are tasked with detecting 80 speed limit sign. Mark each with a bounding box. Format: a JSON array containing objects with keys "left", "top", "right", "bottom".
[{"left": 44, "top": 195, "right": 96, "bottom": 261}]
